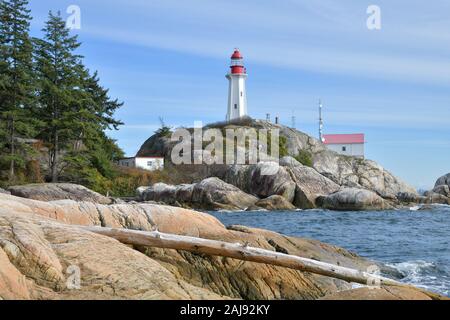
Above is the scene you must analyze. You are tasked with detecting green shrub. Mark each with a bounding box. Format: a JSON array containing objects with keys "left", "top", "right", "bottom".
[
  {"left": 83, "top": 165, "right": 195, "bottom": 197},
  {"left": 294, "top": 150, "right": 313, "bottom": 167},
  {"left": 155, "top": 117, "right": 173, "bottom": 137},
  {"left": 279, "top": 136, "right": 289, "bottom": 157}
]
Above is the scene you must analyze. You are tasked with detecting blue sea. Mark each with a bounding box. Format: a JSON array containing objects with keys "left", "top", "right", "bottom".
[{"left": 210, "top": 204, "right": 450, "bottom": 297}]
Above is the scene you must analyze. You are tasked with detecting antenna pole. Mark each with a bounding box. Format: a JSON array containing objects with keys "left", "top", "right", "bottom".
[
  {"left": 319, "top": 99, "right": 324, "bottom": 142},
  {"left": 291, "top": 110, "right": 296, "bottom": 129}
]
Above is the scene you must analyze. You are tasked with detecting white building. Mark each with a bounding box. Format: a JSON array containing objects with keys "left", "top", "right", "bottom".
[
  {"left": 118, "top": 156, "right": 164, "bottom": 171},
  {"left": 323, "top": 134, "right": 365, "bottom": 158},
  {"left": 226, "top": 49, "right": 248, "bottom": 121}
]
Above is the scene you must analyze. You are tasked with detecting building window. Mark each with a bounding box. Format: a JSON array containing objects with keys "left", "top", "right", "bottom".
[
  {"left": 234, "top": 104, "right": 237, "bottom": 109},
  {"left": 342, "top": 146, "right": 347, "bottom": 152},
  {"left": 147, "top": 161, "right": 154, "bottom": 166}
]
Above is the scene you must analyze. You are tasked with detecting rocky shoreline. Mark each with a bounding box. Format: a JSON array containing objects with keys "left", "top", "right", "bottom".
[
  {"left": 135, "top": 159, "right": 449, "bottom": 212},
  {"left": 0, "top": 185, "right": 448, "bottom": 300},
  {"left": 133, "top": 119, "right": 449, "bottom": 211}
]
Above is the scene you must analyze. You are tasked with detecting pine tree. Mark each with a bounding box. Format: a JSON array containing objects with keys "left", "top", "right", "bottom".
[
  {"left": 35, "top": 11, "right": 123, "bottom": 182},
  {"left": 70, "top": 69, "right": 123, "bottom": 149},
  {"left": 0, "top": 0, "right": 36, "bottom": 181},
  {"left": 34, "top": 11, "right": 86, "bottom": 182},
  {"left": 62, "top": 68, "right": 124, "bottom": 184}
]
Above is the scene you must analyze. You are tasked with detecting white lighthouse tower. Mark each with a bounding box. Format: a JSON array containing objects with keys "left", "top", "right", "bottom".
[{"left": 226, "top": 49, "right": 248, "bottom": 121}]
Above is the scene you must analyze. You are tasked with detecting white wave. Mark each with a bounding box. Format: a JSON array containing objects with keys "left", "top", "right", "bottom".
[
  {"left": 387, "top": 261, "right": 433, "bottom": 287},
  {"left": 388, "top": 260, "right": 435, "bottom": 278},
  {"left": 244, "top": 209, "right": 269, "bottom": 212},
  {"left": 386, "top": 260, "right": 450, "bottom": 296}
]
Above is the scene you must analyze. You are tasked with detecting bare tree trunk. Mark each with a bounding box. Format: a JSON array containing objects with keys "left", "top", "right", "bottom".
[
  {"left": 51, "top": 130, "right": 59, "bottom": 183},
  {"left": 81, "top": 226, "right": 445, "bottom": 299},
  {"left": 9, "top": 116, "right": 15, "bottom": 181},
  {"left": 83, "top": 227, "right": 397, "bottom": 286}
]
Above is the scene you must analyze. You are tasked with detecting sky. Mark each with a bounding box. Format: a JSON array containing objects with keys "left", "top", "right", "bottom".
[{"left": 28, "top": 0, "right": 450, "bottom": 189}]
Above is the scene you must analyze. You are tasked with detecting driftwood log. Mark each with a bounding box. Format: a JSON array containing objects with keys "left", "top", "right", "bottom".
[
  {"left": 80, "top": 226, "right": 448, "bottom": 299},
  {"left": 82, "top": 226, "right": 404, "bottom": 286}
]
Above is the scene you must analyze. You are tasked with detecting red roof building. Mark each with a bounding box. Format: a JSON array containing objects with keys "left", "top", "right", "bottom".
[
  {"left": 322, "top": 133, "right": 365, "bottom": 158},
  {"left": 322, "top": 134, "right": 365, "bottom": 145}
]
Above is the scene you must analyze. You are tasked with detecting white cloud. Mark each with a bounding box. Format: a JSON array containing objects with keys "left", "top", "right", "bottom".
[{"left": 78, "top": 0, "right": 450, "bottom": 86}]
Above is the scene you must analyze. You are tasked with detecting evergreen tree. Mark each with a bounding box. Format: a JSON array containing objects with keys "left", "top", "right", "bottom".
[
  {"left": 0, "top": 0, "right": 36, "bottom": 181},
  {"left": 63, "top": 69, "right": 124, "bottom": 185},
  {"left": 34, "top": 11, "right": 86, "bottom": 182},
  {"left": 35, "top": 11, "right": 123, "bottom": 182}
]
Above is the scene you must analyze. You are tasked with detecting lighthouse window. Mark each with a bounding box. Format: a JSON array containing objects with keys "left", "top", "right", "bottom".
[
  {"left": 240, "top": 92, "right": 243, "bottom": 97},
  {"left": 234, "top": 104, "right": 237, "bottom": 109}
]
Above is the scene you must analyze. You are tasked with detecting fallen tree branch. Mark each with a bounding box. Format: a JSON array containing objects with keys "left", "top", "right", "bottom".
[
  {"left": 82, "top": 226, "right": 405, "bottom": 286},
  {"left": 80, "top": 226, "right": 448, "bottom": 299}
]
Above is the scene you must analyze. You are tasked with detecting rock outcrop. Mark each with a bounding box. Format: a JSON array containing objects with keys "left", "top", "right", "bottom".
[
  {"left": 313, "top": 152, "right": 417, "bottom": 199},
  {"left": 433, "top": 173, "right": 450, "bottom": 198},
  {"left": 248, "top": 195, "right": 296, "bottom": 211},
  {"left": 138, "top": 177, "right": 258, "bottom": 210},
  {"left": 432, "top": 185, "right": 449, "bottom": 197},
  {"left": 0, "top": 193, "right": 380, "bottom": 299},
  {"left": 0, "top": 193, "right": 444, "bottom": 300},
  {"left": 280, "top": 156, "right": 340, "bottom": 209},
  {"left": 396, "top": 192, "right": 424, "bottom": 204},
  {"left": 136, "top": 118, "right": 418, "bottom": 208},
  {"left": 316, "top": 188, "right": 389, "bottom": 211},
  {"left": 0, "top": 206, "right": 222, "bottom": 300},
  {"left": 8, "top": 183, "right": 112, "bottom": 205},
  {"left": 435, "top": 173, "right": 450, "bottom": 189},
  {"left": 0, "top": 187, "right": 10, "bottom": 195},
  {"left": 419, "top": 173, "right": 450, "bottom": 205},
  {"left": 224, "top": 162, "right": 297, "bottom": 203},
  {"left": 422, "top": 192, "right": 450, "bottom": 205},
  {"left": 319, "top": 287, "right": 433, "bottom": 300},
  {"left": 136, "top": 155, "right": 410, "bottom": 210}
]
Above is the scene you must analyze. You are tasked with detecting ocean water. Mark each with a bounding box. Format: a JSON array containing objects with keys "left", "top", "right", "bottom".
[{"left": 209, "top": 204, "right": 450, "bottom": 297}]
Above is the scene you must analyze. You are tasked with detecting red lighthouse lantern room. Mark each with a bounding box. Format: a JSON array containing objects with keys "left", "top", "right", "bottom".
[{"left": 230, "top": 49, "right": 246, "bottom": 74}]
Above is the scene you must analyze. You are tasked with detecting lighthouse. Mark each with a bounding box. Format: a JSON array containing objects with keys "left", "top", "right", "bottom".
[{"left": 226, "top": 49, "right": 248, "bottom": 121}]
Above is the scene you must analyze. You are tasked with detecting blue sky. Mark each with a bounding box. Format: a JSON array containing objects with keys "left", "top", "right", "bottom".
[{"left": 28, "top": 0, "right": 450, "bottom": 189}]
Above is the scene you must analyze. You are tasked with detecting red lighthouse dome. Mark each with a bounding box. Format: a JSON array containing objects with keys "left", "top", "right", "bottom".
[
  {"left": 231, "top": 49, "right": 243, "bottom": 60},
  {"left": 230, "top": 49, "right": 246, "bottom": 74}
]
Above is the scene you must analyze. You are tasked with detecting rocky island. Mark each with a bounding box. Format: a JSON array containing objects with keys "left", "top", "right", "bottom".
[{"left": 135, "top": 118, "right": 449, "bottom": 211}]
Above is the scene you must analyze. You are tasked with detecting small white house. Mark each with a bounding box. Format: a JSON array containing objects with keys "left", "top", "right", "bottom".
[
  {"left": 323, "top": 134, "right": 365, "bottom": 158},
  {"left": 118, "top": 156, "right": 164, "bottom": 171}
]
